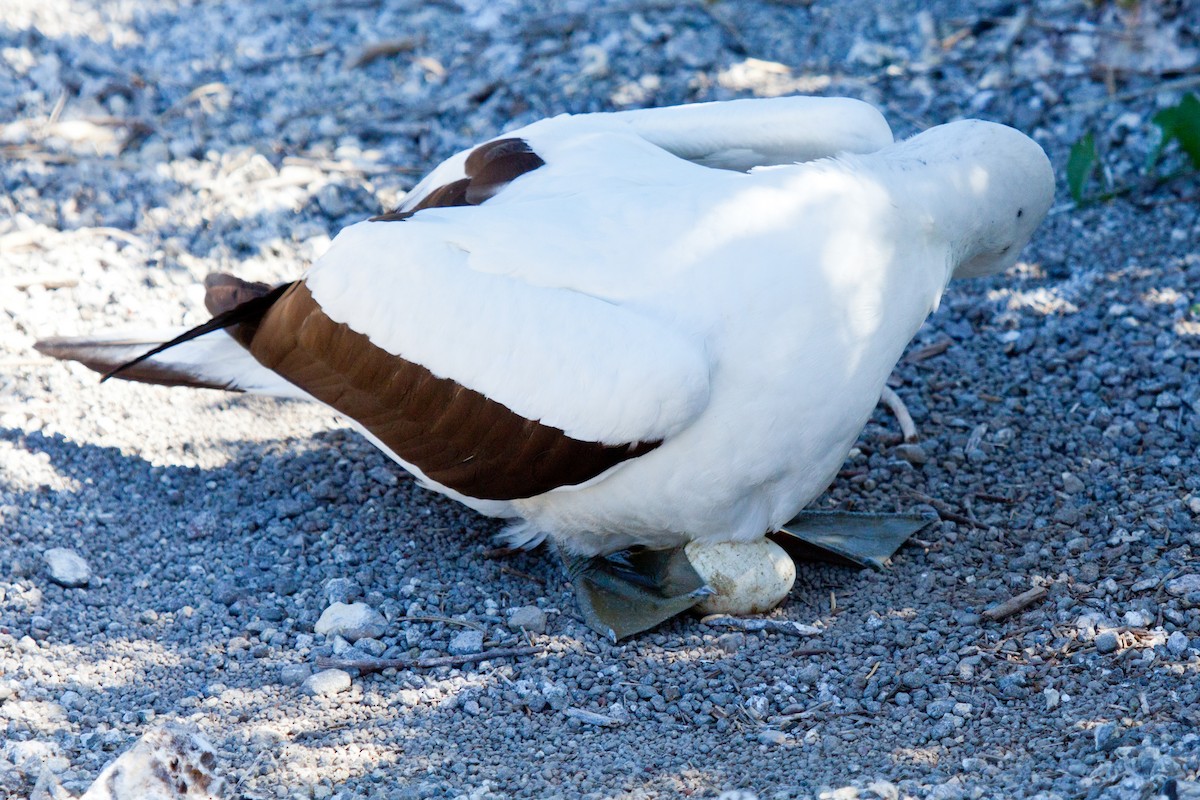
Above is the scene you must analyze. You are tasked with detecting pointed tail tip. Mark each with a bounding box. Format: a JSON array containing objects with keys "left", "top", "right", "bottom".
[{"left": 32, "top": 336, "right": 67, "bottom": 358}]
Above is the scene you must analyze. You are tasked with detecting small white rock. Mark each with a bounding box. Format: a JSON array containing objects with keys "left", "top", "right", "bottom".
[
  {"left": 79, "top": 724, "right": 225, "bottom": 800},
  {"left": 685, "top": 538, "right": 796, "bottom": 616},
  {"left": 1121, "top": 610, "right": 1152, "bottom": 628},
  {"left": 302, "top": 669, "right": 352, "bottom": 697},
  {"left": 43, "top": 547, "right": 90, "bottom": 588},
  {"left": 313, "top": 602, "right": 386, "bottom": 642}
]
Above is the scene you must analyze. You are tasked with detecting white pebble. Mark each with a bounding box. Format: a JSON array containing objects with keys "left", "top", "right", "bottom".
[
  {"left": 43, "top": 547, "right": 91, "bottom": 587},
  {"left": 302, "top": 669, "right": 352, "bottom": 697},
  {"left": 314, "top": 602, "right": 387, "bottom": 642}
]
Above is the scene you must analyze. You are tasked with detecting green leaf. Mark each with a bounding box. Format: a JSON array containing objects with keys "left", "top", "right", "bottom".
[
  {"left": 1150, "top": 92, "right": 1200, "bottom": 170},
  {"left": 1067, "top": 133, "right": 1099, "bottom": 204}
]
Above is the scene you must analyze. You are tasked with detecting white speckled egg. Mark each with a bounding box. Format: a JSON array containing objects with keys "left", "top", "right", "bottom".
[{"left": 684, "top": 538, "right": 796, "bottom": 615}]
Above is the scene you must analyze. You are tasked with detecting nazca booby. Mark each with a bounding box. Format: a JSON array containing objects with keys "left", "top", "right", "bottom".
[{"left": 36, "top": 96, "right": 1054, "bottom": 638}]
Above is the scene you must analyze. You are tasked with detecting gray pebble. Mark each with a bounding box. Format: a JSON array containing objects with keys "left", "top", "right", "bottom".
[
  {"left": 43, "top": 548, "right": 90, "bottom": 588},
  {"left": 1061, "top": 472, "right": 1085, "bottom": 494},
  {"left": 507, "top": 606, "right": 547, "bottom": 634},
  {"left": 448, "top": 630, "right": 483, "bottom": 656},
  {"left": 280, "top": 664, "right": 313, "bottom": 686},
  {"left": 893, "top": 443, "right": 929, "bottom": 465},
  {"left": 1095, "top": 631, "right": 1120, "bottom": 654},
  {"left": 302, "top": 669, "right": 352, "bottom": 697},
  {"left": 1166, "top": 631, "right": 1189, "bottom": 657},
  {"left": 717, "top": 632, "right": 745, "bottom": 653},
  {"left": 1166, "top": 575, "right": 1200, "bottom": 597},
  {"left": 354, "top": 637, "right": 387, "bottom": 657},
  {"left": 757, "top": 729, "right": 788, "bottom": 746},
  {"left": 322, "top": 578, "right": 362, "bottom": 605},
  {"left": 1093, "top": 721, "right": 1121, "bottom": 751}
]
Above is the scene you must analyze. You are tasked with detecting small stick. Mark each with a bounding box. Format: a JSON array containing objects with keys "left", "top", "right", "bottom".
[
  {"left": 392, "top": 615, "right": 488, "bottom": 634},
  {"left": 346, "top": 37, "right": 423, "bottom": 70},
  {"left": 499, "top": 565, "right": 546, "bottom": 585},
  {"left": 563, "top": 707, "right": 623, "bottom": 727},
  {"left": 974, "top": 492, "right": 1016, "bottom": 504},
  {"left": 316, "top": 645, "right": 544, "bottom": 674},
  {"left": 481, "top": 545, "right": 524, "bottom": 559},
  {"left": 10, "top": 275, "right": 80, "bottom": 289},
  {"left": 905, "top": 489, "right": 985, "bottom": 529},
  {"left": 879, "top": 386, "right": 918, "bottom": 442},
  {"left": 700, "top": 615, "right": 820, "bottom": 637},
  {"left": 904, "top": 338, "right": 952, "bottom": 364},
  {"left": 981, "top": 586, "right": 1048, "bottom": 622}
]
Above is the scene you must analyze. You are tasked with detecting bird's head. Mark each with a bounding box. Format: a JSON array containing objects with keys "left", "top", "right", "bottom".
[{"left": 896, "top": 120, "right": 1054, "bottom": 281}]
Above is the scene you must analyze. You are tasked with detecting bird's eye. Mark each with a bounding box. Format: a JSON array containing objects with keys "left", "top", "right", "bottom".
[{"left": 1016, "top": 208, "right": 1024, "bottom": 218}]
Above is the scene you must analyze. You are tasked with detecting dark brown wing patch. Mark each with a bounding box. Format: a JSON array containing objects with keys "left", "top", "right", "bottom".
[
  {"left": 370, "top": 137, "right": 545, "bottom": 222},
  {"left": 232, "top": 282, "right": 657, "bottom": 501},
  {"left": 203, "top": 273, "right": 275, "bottom": 315}
]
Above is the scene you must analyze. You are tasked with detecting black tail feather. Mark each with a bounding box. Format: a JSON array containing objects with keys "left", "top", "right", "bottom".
[{"left": 101, "top": 282, "right": 291, "bottom": 382}]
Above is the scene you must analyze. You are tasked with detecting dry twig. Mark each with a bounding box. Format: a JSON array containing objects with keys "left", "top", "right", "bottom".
[
  {"left": 879, "top": 386, "right": 918, "bottom": 442},
  {"left": 981, "top": 586, "right": 1048, "bottom": 622},
  {"left": 316, "top": 645, "right": 545, "bottom": 674},
  {"left": 346, "top": 36, "right": 423, "bottom": 70},
  {"left": 905, "top": 489, "right": 985, "bottom": 529},
  {"left": 700, "top": 615, "right": 820, "bottom": 637}
]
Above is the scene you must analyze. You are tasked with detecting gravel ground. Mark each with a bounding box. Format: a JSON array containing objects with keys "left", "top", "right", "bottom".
[{"left": 2, "top": 1, "right": 1199, "bottom": 798}]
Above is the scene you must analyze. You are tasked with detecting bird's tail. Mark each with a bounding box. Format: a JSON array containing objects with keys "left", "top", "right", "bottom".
[{"left": 34, "top": 274, "right": 310, "bottom": 399}]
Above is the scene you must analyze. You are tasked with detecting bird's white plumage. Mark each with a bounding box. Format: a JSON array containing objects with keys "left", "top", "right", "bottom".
[
  {"left": 397, "top": 96, "right": 894, "bottom": 211},
  {"left": 306, "top": 199, "right": 712, "bottom": 445},
  {"left": 46, "top": 99, "right": 1052, "bottom": 557},
  {"left": 302, "top": 107, "right": 1053, "bottom": 555},
  {"left": 309, "top": 97, "right": 895, "bottom": 447}
]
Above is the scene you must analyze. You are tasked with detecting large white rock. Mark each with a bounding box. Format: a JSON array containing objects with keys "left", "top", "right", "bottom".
[
  {"left": 43, "top": 547, "right": 90, "bottom": 588},
  {"left": 685, "top": 538, "right": 795, "bottom": 615},
  {"left": 80, "top": 724, "right": 225, "bottom": 800},
  {"left": 313, "top": 602, "right": 387, "bottom": 642}
]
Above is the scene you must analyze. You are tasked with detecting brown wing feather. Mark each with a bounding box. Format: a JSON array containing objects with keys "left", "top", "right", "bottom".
[
  {"left": 203, "top": 273, "right": 275, "bottom": 315},
  {"left": 370, "top": 137, "right": 545, "bottom": 222},
  {"left": 231, "top": 283, "right": 657, "bottom": 501}
]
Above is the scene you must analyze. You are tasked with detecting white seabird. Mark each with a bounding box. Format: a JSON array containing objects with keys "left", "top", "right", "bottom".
[{"left": 37, "top": 96, "right": 1053, "bottom": 637}]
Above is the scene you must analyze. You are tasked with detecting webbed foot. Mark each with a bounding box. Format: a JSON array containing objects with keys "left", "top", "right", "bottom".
[
  {"left": 769, "top": 509, "right": 937, "bottom": 570},
  {"left": 558, "top": 544, "right": 712, "bottom": 641}
]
